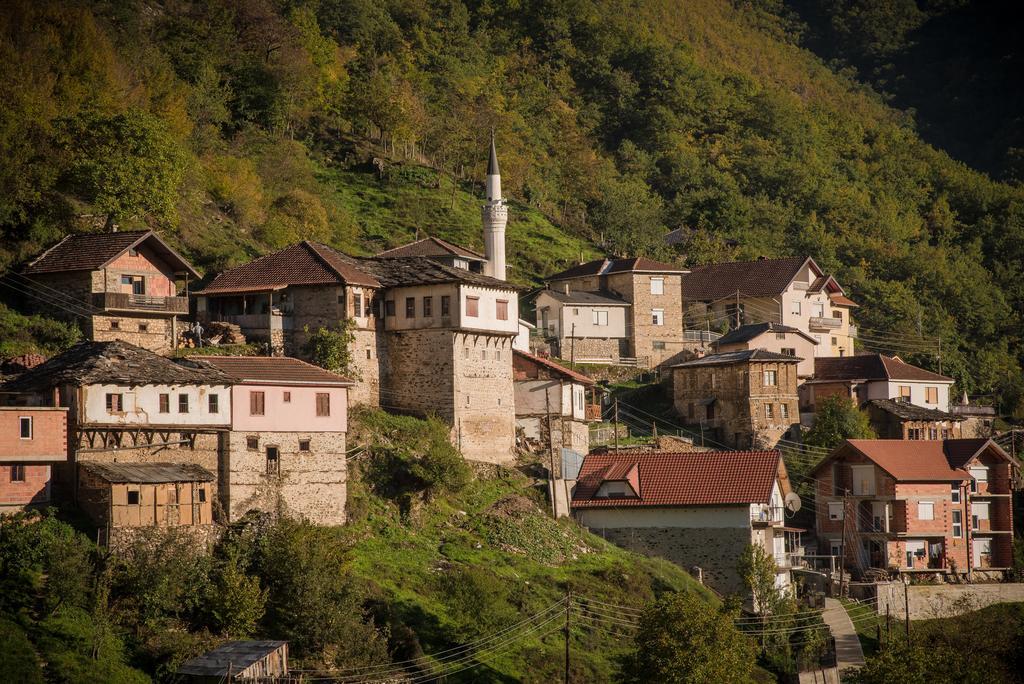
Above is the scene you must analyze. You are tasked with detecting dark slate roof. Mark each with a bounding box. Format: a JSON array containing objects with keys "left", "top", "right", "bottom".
[
  {"left": 0, "top": 341, "right": 228, "bottom": 393},
  {"left": 572, "top": 450, "right": 782, "bottom": 508},
  {"left": 540, "top": 289, "right": 630, "bottom": 306},
  {"left": 357, "top": 255, "right": 519, "bottom": 290},
  {"left": 715, "top": 322, "right": 817, "bottom": 346},
  {"left": 177, "top": 641, "right": 288, "bottom": 677},
  {"left": 81, "top": 461, "right": 215, "bottom": 484},
  {"left": 864, "top": 398, "right": 962, "bottom": 422},
  {"left": 812, "top": 354, "right": 953, "bottom": 383},
  {"left": 546, "top": 257, "right": 686, "bottom": 281},
  {"left": 375, "top": 236, "right": 486, "bottom": 261},
  {"left": 681, "top": 256, "right": 812, "bottom": 300},
  {"left": 671, "top": 349, "right": 802, "bottom": 368},
  {"left": 23, "top": 230, "right": 199, "bottom": 278},
  {"left": 187, "top": 356, "right": 354, "bottom": 386},
  {"left": 943, "top": 439, "right": 1001, "bottom": 470}
]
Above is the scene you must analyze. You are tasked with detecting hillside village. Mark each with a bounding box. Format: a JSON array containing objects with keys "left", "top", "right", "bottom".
[{"left": 1, "top": 136, "right": 1022, "bottom": 683}]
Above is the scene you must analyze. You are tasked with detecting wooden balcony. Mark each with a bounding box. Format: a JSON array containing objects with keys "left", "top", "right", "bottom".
[
  {"left": 809, "top": 316, "right": 842, "bottom": 330},
  {"left": 93, "top": 292, "right": 189, "bottom": 315},
  {"left": 585, "top": 404, "right": 602, "bottom": 421}
]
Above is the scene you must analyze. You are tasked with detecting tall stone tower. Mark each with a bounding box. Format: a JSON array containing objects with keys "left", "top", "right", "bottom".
[{"left": 482, "top": 133, "right": 508, "bottom": 280}]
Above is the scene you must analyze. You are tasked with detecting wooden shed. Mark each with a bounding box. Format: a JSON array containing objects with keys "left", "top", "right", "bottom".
[
  {"left": 176, "top": 640, "right": 288, "bottom": 682},
  {"left": 77, "top": 461, "right": 215, "bottom": 531}
]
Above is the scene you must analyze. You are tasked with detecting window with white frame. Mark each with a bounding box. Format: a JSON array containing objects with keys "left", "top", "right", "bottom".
[
  {"left": 918, "top": 501, "right": 934, "bottom": 521},
  {"left": 19, "top": 416, "right": 32, "bottom": 439},
  {"left": 763, "top": 370, "right": 777, "bottom": 386},
  {"left": 592, "top": 309, "right": 608, "bottom": 326},
  {"left": 972, "top": 501, "right": 990, "bottom": 520},
  {"left": 812, "top": 302, "right": 824, "bottom": 317},
  {"left": 651, "top": 309, "right": 664, "bottom": 325},
  {"left": 828, "top": 502, "right": 844, "bottom": 520},
  {"left": 791, "top": 300, "right": 801, "bottom": 315},
  {"left": 951, "top": 482, "right": 960, "bottom": 503},
  {"left": 765, "top": 404, "right": 774, "bottom": 419},
  {"left": 952, "top": 510, "right": 963, "bottom": 537},
  {"left": 969, "top": 466, "right": 988, "bottom": 484},
  {"left": 780, "top": 403, "right": 789, "bottom": 419},
  {"left": 650, "top": 277, "right": 664, "bottom": 295}
]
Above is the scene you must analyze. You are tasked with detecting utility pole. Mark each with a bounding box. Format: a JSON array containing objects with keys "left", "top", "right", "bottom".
[
  {"left": 735, "top": 290, "right": 741, "bottom": 328},
  {"left": 937, "top": 338, "right": 942, "bottom": 375},
  {"left": 903, "top": 579, "right": 910, "bottom": 640},
  {"left": 570, "top": 323, "right": 576, "bottom": 370},
  {"left": 546, "top": 389, "right": 557, "bottom": 518},
  {"left": 564, "top": 588, "right": 572, "bottom": 684},
  {"left": 838, "top": 489, "right": 849, "bottom": 597},
  {"left": 613, "top": 399, "right": 620, "bottom": 452}
]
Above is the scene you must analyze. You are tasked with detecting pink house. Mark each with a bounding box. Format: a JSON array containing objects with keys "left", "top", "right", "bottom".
[{"left": 0, "top": 407, "right": 69, "bottom": 512}]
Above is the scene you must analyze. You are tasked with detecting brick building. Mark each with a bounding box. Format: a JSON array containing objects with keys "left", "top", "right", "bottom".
[
  {"left": 0, "top": 407, "right": 68, "bottom": 512},
  {"left": 572, "top": 450, "right": 800, "bottom": 595},
  {"left": 184, "top": 356, "right": 354, "bottom": 526},
  {"left": 21, "top": 230, "right": 197, "bottom": 353},
  {"left": 810, "top": 439, "right": 1017, "bottom": 579},
  {"left": 537, "top": 257, "right": 688, "bottom": 367},
  {"left": 671, "top": 349, "right": 801, "bottom": 449}
]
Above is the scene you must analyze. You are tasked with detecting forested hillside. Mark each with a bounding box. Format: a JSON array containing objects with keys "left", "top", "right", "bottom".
[{"left": 2, "top": 0, "right": 1023, "bottom": 411}]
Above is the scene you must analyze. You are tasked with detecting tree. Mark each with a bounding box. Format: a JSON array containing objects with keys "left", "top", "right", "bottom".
[
  {"left": 622, "top": 592, "right": 756, "bottom": 683},
  {"left": 303, "top": 318, "right": 358, "bottom": 378},
  {"left": 205, "top": 546, "right": 267, "bottom": 637},
  {"left": 803, "top": 395, "right": 875, "bottom": 450},
  {"left": 737, "top": 543, "right": 782, "bottom": 614}
]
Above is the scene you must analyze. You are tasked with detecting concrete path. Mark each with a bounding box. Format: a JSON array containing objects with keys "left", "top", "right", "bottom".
[{"left": 822, "top": 598, "right": 866, "bottom": 674}]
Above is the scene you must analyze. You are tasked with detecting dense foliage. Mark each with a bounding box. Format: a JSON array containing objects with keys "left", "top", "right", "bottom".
[
  {"left": 2, "top": 0, "right": 1024, "bottom": 409},
  {"left": 803, "top": 395, "right": 876, "bottom": 449}
]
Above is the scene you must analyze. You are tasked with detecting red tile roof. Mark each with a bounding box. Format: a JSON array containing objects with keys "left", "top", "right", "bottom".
[
  {"left": 546, "top": 257, "right": 686, "bottom": 281},
  {"left": 812, "top": 354, "right": 952, "bottom": 383},
  {"left": 24, "top": 230, "right": 199, "bottom": 277},
  {"left": 376, "top": 236, "right": 485, "bottom": 260},
  {"left": 513, "top": 350, "right": 595, "bottom": 385},
  {"left": 572, "top": 450, "right": 782, "bottom": 508},
  {"left": 185, "top": 356, "right": 354, "bottom": 386},
  {"left": 828, "top": 293, "right": 859, "bottom": 308},
  {"left": 817, "top": 439, "right": 1013, "bottom": 482},
  {"left": 682, "top": 256, "right": 813, "bottom": 300}
]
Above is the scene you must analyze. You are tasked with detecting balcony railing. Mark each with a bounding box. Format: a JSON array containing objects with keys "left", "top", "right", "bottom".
[
  {"left": 751, "top": 506, "right": 784, "bottom": 525},
  {"left": 809, "top": 316, "right": 842, "bottom": 330},
  {"left": 585, "top": 404, "right": 602, "bottom": 421},
  {"left": 93, "top": 291, "right": 189, "bottom": 314}
]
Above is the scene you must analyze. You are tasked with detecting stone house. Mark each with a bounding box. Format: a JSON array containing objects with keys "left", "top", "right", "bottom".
[
  {"left": 810, "top": 439, "right": 1017, "bottom": 579},
  {"left": 184, "top": 356, "right": 354, "bottom": 526},
  {"left": 376, "top": 235, "right": 488, "bottom": 272},
  {"left": 77, "top": 461, "right": 216, "bottom": 547},
  {"left": 713, "top": 322, "right": 819, "bottom": 378},
  {"left": 682, "top": 256, "right": 857, "bottom": 357},
  {"left": 801, "top": 354, "right": 955, "bottom": 427},
  {"left": 0, "top": 407, "right": 68, "bottom": 512},
  {"left": 21, "top": 230, "right": 197, "bottom": 353},
  {"left": 512, "top": 350, "right": 599, "bottom": 475},
  {"left": 572, "top": 450, "right": 799, "bottom": 595},
  {"left": 671, "top": 349, "right": 802, "bottom": 449},
  {"left": 862, "top": 398, "right": 963, "bottom": 440},
  {"left": 538, "top": 257, "right": 688, "bottom": 367}
]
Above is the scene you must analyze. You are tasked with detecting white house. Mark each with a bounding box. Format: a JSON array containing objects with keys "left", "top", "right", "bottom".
[{"left": 802, "top": 353, "right": 955, "bottom": 414}]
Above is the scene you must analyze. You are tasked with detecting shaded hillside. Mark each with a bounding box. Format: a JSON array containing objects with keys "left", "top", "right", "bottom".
[{"left": 1, "top": 0, "right": 1023, "bottom": 410}]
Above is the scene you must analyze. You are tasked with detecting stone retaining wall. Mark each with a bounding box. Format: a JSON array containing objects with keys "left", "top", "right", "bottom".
[{"left": 875, "top": 581, "right": 1024, "bottom": 620}]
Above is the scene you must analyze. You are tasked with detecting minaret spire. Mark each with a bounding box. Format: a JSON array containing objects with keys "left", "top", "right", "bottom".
[{"left": 482, "top": 130, "right": 507, "bottom": 280}]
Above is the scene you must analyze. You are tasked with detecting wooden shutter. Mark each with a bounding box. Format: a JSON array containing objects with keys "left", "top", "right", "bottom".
[
  {"left": 250, "top": 391, "right": 265, "bottom": 416},
  {"left": 316, "top": 392, "right": 330, "bottom": 417}
]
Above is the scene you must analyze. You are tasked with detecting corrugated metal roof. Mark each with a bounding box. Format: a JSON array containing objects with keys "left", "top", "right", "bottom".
[{"left": 177, "top": 641, "right": 287, "bottom": 677}]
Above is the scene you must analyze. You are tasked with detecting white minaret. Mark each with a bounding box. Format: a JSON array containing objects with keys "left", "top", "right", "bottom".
[{"left": 482, "top": 132, "right": 508, "bottom": 280}]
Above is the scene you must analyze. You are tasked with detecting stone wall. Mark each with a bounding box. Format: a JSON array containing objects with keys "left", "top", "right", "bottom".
[
  {"left": 348, "top": 327, "right": 383, "bottom": 406},
  {"left": 875, "top": 582, "right": 1024, "bottom": 620},
  {"left": 74, "top": 431, "right": 221, "bottom": 492},
  {"left": 380, "top": 328, "right": 456, "bottom": 420},
  {"left": 285, "top": 284, "right": 347, "bottom": 356},
  {"left": 89, "top": 314, "right": 176, "bottom": 353},
  {"left": 588, "top": 525, "right": 754, "bottom": 594},
  {"left": 607, "top": 272, "right": 685, "bottom": 367},
  {"left": 220, "top": 430, "right": 347, "bottom": 526},
  {"left": 557, "top": 336, "right": 622, "bottom": 362},
  {"left": 452, "top": 332, "right": 516, "bottom": 464}
]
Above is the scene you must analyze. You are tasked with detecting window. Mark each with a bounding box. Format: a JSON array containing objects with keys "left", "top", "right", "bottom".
[
  {"left": 127, "top": 490, "right": 140, "bottom": 505},
  {"left": 10, "top": 465, "right": 25, "bottom": 482},
  {"left": 283, "top": 391, "right": 291, "bottom": 403},
  {"left": 898, "top": 386, "right": 911, "bottom": 402},
  {"left": 198, "top": 488, "right": 206, "bottom": 503},
  {"left": 496, "top": 299, "right": 509, "bottom": 321},
  {"left": 592, "top": 309, "right": 608, "bottom": 326},
  {"left": 765, "top": 404, "right": 774, "bottom": 419},
  {"left": 687, "top": 403, "right": 695, "bottom": 420},
  {"left": 828, "top": 502, "right": 844, "bottom": 521},
  {"left": 763, "top": 370, "right": 777, "bottom": 386},
  {"left": 928, "top": 427, "right": 938, "bottom": 440},
  {"left": 651, "top": 309, "right": 664, "bottom": 326},
  {"left": 423, "top": 296, "right": 433, "bottom": 317},
  {"left": 925, "top": 386, "right": 938, "bottom": 404},
  {"left": 776, "top": 332, "right": 787, "bottom": 340},
  {"left": 951, "top": 482, "right": 961, "bottom": 503},
  {"left": 706, "top": 404, "right": 715, "bottom": 420},
  {"left": 831, "top": 336, "right": 838, "bottom": 345},
  {"left": 178, "top": 394, "right": 189, "bottom": 413},
  {"left": 364, "top": 295, "right": 373, "bottom": 317},
  {"left": 969, "top": 466, "right": 989, "bottom": 484},
  {"left": 353, "top": 291, "right": 363, "bottom": 317},
  {"left": 441, "top": 295, "right": 451, "bottom": 316},
  {"left": 250, "top": 391, "right": 265, "bottom": 416},
  {"left": 918, "top": 501, "right": 934, "bottom": 521},
  {"left": 246, "top": 436, "right": 258, "bottom": 451},
  {"left": 110, "top": 320, "right": 120, "bottom": 330},
  {"left": 908, "top": 428, "right": 922, "bottom": 440},
  {"left": 266, "top": 446, "right": 280, "bottom": 475},
  {"left": 139, "top": 323, "right": 148, "bottom": 333},
  {"left": 316, "top": 393, "right": 330, "bottom": 417},
  {"left": 650, "top": 277, "right": 664, "bottom": 295},
  {"left": 781, "top": 347, "right": 796, "bottom": 356},
  {"left": 812, "top": 302, "right": 824, "bottom": 317},
  {"left": 972, "top": 501, "right": 990, "bottom": 520},
  {"left": 466, "top": 296, "right": 479, "bottom": 317},
  {"left": 952, "top": 510, "right": 963, "bottom": 537},
  {"left": 791, "top": 300, "right": 801, "bottom": 315},
  {"left": 385, "top": 300, "right": 396, "bottom": 317},
  {"left": 832, "top": 310, "right": 842, "bottom": 321},
  {"left": 851, "top": 465, "right": 876, "bottom": 495},
  {"left": 208, "top": 394, "right": 219, "bottom": 414},
  {"left": 405, "top": 297, "right": 416, "bottom": 318},
  {"left": 652, "top": 341, "right": 666, "bottom": 350},
  {"left": 495, "top": 350, "right": 501, "bottom": 361},
  {"left": 299, "top": 439, "right": 311, "bottom": 451},
  {"left": 19, "top": 416, "right": 32, "bottom": 439},
  {"left": 481, "top": 349, "right": 487, "bottom": 361},
  {"left": 128, "top": 248, "right": 139, "bottom": 257},
  {"left": 106, "top": 393, "right": 123, "bottom": 412},
  {"left": 780, "top": 403, "right": 789, "bottom": 420},
  {"left": 942, "top": 428, "right": 949, "bottom": 439}
]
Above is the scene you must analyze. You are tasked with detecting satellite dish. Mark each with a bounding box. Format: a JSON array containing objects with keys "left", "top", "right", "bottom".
[{"left": 785, "top": 492, "right": 802, "bottom": 513}]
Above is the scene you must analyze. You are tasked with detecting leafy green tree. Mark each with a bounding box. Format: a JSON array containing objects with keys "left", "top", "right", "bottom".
[
  {"left": 55, "top": 109, "right": 185, "bottom": 229},
  {"left": 303, "top": 318, "right": 358, "bottom": 378},
  {"left": 803, "top": 395, "right": 875, "bottom": 450},
  {"left": 622, "top": 592, "right": 756, "bottom": 683},
  {"left": 737, "top": 543, "right": 781, "bottom": 614},
  {"left": 205, "top": 546, "right": 267, "bottom": 637}
]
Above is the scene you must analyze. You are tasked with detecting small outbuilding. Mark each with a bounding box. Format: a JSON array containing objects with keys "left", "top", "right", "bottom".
[{"left": 176, "top": 640, "right": 289, "bottom": 682}]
